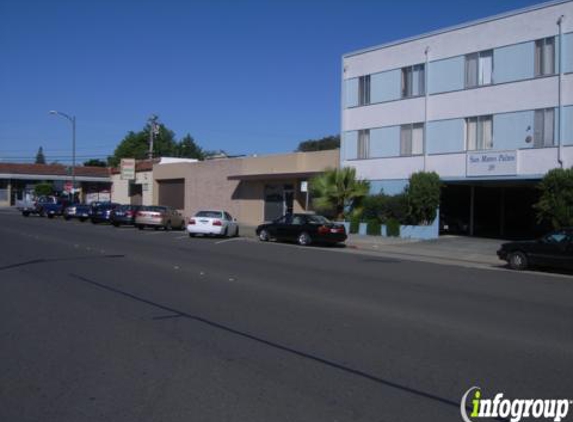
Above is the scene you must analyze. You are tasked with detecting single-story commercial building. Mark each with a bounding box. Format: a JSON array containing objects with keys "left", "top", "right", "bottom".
[
  {"left": 0, "top": 163, "right": 111, "bottom": 206},
  {"left": 152, "top": 150, "right": 339, "bottom": 226}
]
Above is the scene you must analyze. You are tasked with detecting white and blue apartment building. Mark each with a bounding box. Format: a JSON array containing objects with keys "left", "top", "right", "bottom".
[{"left": 341, "top": 0, "right": 573, "bottom": 238}]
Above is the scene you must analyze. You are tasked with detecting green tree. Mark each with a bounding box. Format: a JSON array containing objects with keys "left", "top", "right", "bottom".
[
  {"left": 83, "top": 159, "right": 107, "bottom": 167},
  {"left": 405, "top": 171, "right": 441, "bottom": 225},
  {"left": 109, "top": 122, "right": 178, "bottom": 167},
  {"left": 534, "top": 168, "right": 573, "bottom": 229},
  {"left": 176, "top": 134, "right": 204, "bottom": 160},
  {"left": 35, "top": 146, "right": 46, "bottom": 164},
  {"left": 309, "top": 167, "right": 370, "bottom": 220},
  {"left": 296, "top": 135, "right": 340, "bottom": 152},
  {"left": 34, "top": 182, "right": 53, "bottom": 196}
]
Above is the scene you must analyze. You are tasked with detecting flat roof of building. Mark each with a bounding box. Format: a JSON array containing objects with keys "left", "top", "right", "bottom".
[
  {"left": 0, "top": 163, "right": 110, "bottom": 181},
  {"left": 343, "top": 0, "right": 570, "bottom": 59}
]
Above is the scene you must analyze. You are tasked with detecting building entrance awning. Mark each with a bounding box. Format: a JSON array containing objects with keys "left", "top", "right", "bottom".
[{"left": 227, "top": 171, "right": 321, "bottom": 181}]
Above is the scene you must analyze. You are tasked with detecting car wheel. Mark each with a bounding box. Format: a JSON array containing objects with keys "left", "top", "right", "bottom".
[
  {"left": 234, "top": 227, "right": 240, "bottom": 237},
  {"left": 189, "top": 232, "right": 195, "bottom": 238},
  {"left": 222, "top": 227, "right": 228, "bottom": 237},
  {"left": 64, "top": 215, "right": 71, "bottom": 221},
  {"left": 137, "top": 225, "right": 144, "bottom": 230},
  {"left": 80, "top": 217, "right": 87, "bottom": 222},
  {"left": 179, "top": 221, "right": 185, "bottom": 230},
  {"left": 508, "top": 251, "right": 528, "bottom": 271},
  {"left": 48, "top": 214, "right": 54, "bottom": 219},
  {"left": 91, "top": 219, "right": 97, "bottom": 224},
  {"left": 297, "top": 232, "right": 312, "bottom": 246},
  {"left": 165, "top": 221, "right": 172, "bottom": 231},
  {"left": 259, "top": 229, "right": 270, "bottom": 242},
  {"left": 22, "top": 211, "right": 30, "bottom": 217},
  {"left": 112, "top": 222, "right": 119, "bottom": 227}
]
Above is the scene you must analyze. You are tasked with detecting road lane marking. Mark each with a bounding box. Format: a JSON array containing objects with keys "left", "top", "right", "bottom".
[{"left": 215, "top": 237, "right": 247, "bottom": 245}]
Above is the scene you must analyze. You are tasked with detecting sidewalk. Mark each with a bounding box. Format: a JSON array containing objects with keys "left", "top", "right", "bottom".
[
  {"left": 347, "top": 234, "right": 502, "bottom": 266},
  {"left": 238, "top": 223, "right": 503, "bottom": 266}
]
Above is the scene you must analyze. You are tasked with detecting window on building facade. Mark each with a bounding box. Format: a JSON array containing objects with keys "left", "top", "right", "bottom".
[
  {"left": 401, "top": 64, "right": 425, "bottom": 98},
  {"left": 465, "top": 50, "right": 493, "bottom": 88},
  {"left": 466, "top": 116, "right": 493, "bottom": 151},
  {"left": 357, "top": 129, "right": 370, "bottom": 159},
  {"left": 358, "top": 75, "right": 371, "bottom": 106},
  {"left": 533, "top": 108, "right": 555, "bottom": 147},
  {"left": 535, "top": 37, "right": 555, "bottom": 76},
  {"left": 400, "top": 123, "right": 424, "bottom": 156}
]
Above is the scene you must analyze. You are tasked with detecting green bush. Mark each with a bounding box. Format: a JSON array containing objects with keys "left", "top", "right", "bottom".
[
  {"left": 405, "top": 171, "right": 441, "bottom": 225},
  {"left": 34, "top": 182, "right": 53, "bottom": 197},
  {"left": 349, "top": 217, "right": 360, "bottom": 234},
  {"left": 362, "top": 192, "right": 409, "bottom": 224},
  {"left": 366, "top": 218, "right": 381, "bottom": 236},
  {"left": 534, "top": 168, "right": 573, "bottom": 229},
  {"left": 386, "top": 218, "right": 400, "bottom": 237}
]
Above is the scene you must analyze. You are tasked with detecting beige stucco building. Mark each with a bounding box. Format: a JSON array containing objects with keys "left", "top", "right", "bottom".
[
  {"left": 110, "top": 161, "right": 155, "bottom": 206},
  {"left": 152, "top": 150, "right": 339, "bottom": 226}
]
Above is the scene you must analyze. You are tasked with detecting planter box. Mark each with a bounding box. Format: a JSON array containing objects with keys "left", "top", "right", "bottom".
[
  {"left": 399, "top": 217, "right": 439, "bottom": 240},
  {"left": 380, "top": 225, "right": 387, "bottom": 237},
  {"left": 358, "top": 222, "right": 368, "bottom": 235}
]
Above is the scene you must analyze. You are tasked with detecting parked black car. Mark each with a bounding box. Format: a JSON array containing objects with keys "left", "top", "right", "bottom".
[
  {"left": 497, "top": 228, "right": 573, "bottom": 271},
  {"left": 90, "top": 202, "right": 120, "bottom": 224},
  {"left": 63, "top": 203, "right": 93, "bottom": 222},
  {"left": 110, "top": 205, "right": 142, "bottom": 227},
  {"left": 256, "top": 214, "right": 347, "bottom": 246}
]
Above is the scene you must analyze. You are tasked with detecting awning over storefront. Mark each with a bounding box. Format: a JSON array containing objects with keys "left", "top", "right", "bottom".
[{"left": 227, "top": 171, "right": 321, "bottom": 181}]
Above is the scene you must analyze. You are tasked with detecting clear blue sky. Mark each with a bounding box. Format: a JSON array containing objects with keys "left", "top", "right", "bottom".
[{"left": 0, "top": 0, "right": 545, "bottom": 164}]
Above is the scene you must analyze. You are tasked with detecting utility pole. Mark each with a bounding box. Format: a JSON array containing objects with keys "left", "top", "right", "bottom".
[{"left": 148, "top": 114, "right": 159, "bottom": 160}]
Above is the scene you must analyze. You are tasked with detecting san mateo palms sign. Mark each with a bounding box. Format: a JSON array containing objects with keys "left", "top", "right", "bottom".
[
  {"left": 120, "top": 158, "right": 136, "bottom": 180},
  {"left": 466, "top": 151, "right": 517, "bottom": 177}
]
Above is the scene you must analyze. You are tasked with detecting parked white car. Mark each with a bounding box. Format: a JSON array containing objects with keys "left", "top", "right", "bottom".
[{"left": 187, "top": 210, "right": 239, "bottom": 237}]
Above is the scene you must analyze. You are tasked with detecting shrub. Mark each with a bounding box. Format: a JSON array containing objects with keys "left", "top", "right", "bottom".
[
  {"left": 366, "top": 218, "right": 381, "bottom": 236},
  {"left": 405, "top": 171, "right": 441, "bottom": 225},
  {"left": 349, "top": 217, "right": 360, "bottom": 234},
  {"left": 386, "top": 218, "right": 400, "bottom": 237},
  {"left": 534, "top": 168, "right": 573, "bottom": 229},
  {"left": 362, "top": 192, "right": 409, "bottom": 224},
  {"left": 34, "top": 182, "right": 53, "bottom": 197}
]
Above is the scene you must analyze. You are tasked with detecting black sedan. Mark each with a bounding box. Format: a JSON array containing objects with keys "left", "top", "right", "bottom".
[
  {"left": 90, "top": 202, "right": 120, "bottom": 224},
  {"left": 110, "top": 205, "right": 141, "bottom": 227},
  {"left": 497, "top": 228, "right": 573, "bottom": 271},
  {"left": 256, "top": 214, "right": 347, "bottom": 246}
]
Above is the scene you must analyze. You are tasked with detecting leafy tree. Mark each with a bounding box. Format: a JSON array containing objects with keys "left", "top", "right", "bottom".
[
  {"left": 34, "top": 182, "right": 53, "bottom": 196},
  {"left": 534, "top": 168, "right": 573, "bottom": 229},
  {"left": 405, "top": 171, "right": 441, "bottom": 225},
  {"left": 296, "top": 135, "right": 340, "bottom": 152},
  {"left": 109, "top": 123, "right": 178, "bottom": 167},
  {"left": 83, "top": 159, "right": 107, "bottom": 167},
  {"left": 309, "top": 167, "right": 370, "bottom": 220},
  {"left": 35, "top": 146, "right": 46, "bottom": 164},
  {"left": 176, "top": 134, "right": 204, "bottom": 160}
]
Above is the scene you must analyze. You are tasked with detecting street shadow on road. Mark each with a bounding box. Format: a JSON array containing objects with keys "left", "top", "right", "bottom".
[
  {"left": 0, "top": 255, "right": 125, "bottom": 271},
  {"left": 67, "top": 272, "right": 506, "bottom": 420}
]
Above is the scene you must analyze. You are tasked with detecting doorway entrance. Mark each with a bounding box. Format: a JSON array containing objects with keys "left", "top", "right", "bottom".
[{"left": 264, "top": 184, "right": 294, "bottom": 221}]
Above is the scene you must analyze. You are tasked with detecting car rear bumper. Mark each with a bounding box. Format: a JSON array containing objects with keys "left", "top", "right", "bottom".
[{"left": 187, "top": 225, "right": 225, "bottom": 235}]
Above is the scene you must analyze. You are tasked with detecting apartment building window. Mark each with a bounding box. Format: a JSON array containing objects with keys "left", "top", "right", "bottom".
[
  {"left": 535, "top": 37, "right": 555, "bottom": 76},
  {"left": 401, "top": 64, "right": 425, "bottom": 98},
  {"left": 400, "top": 123, "right": 424, "bottom": 156},
  {"left": 465, "top": 50, "right": 493, "bottom": 87},
  {"left": 466, "top": 116, "right": 493, "bottom": 151},
  {"left": 357, "top": 129, "right": 370, "bottom": 159},
  {"left": 533, "top": 108, "right": 555, "bottom": 147},
  {"left": 358, "top": 75, "right": 371, "bottom": 106}
]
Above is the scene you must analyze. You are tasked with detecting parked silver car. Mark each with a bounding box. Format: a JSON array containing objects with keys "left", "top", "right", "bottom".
[{"left": 135, "top": 206, "right": 185, "bottom": 230}]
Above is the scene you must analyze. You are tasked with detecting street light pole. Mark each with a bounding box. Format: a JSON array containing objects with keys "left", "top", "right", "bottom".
[{"left": 49, "top": 110, "right": 76, "bottom": 200}]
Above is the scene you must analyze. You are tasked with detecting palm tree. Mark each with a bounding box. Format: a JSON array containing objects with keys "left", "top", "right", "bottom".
[{"left": 310, "top": 167, "right": 370, "bottom": 220}]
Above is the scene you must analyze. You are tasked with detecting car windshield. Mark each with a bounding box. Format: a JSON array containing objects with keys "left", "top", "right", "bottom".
[
  {"left": 306, "top": 215, "right": 330, "bottom": 224},
  {"left": 196, "top": 211, "right": 223, "bottom": 218}
]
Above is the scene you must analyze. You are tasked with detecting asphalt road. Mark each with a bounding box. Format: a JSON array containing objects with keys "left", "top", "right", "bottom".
[{"left": 1, "top": 210, "right": 572, "bottom": 422}]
